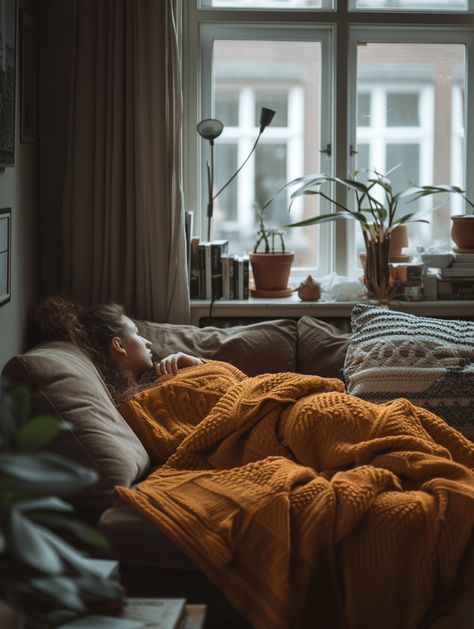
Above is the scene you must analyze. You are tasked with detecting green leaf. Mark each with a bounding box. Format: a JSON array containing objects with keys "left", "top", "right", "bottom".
[
  {"left": 31, "top": 512, "right": 110, "bottom": 550},
  {"left": 0, "top": 452, "right": 98, "bottom": 495},
  {"left": 38, "top": 528, "right": 111, "bottom": 577},
  {"left": 284, "top": 212, "right": 352, "bottom": 228},
  {"left": 30, "top": 576, "right": 86, "bottom": 612},
  {"left": 16, "top": 416, "right": 61, "bottom": 453},
  {"left": 15, "top": 496, "right": 74, "bottom": 514},
  {"left": 8, "top": 508, "right": 64, "bottom": 575}
]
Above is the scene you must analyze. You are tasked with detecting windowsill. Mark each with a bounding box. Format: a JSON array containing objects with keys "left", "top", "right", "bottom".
[{"left": 190, "top": 294, "right": 474, "bottom": 325}]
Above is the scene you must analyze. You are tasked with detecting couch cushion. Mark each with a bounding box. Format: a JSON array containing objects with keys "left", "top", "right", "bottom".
[
  {"left": 296, "top": 316, "right": 350, "bottom": 379},
  {"left": 99, "top": 503, "right": 195, "bottom": 570},
  {"left": 2, "top": 341, "right": 150, "bottom": 509},
  {"left": 136, "top": 319, "right": 298, "bottom": 376},
  {"left": 344, "top": 304, "right": 474, "bottom": 440}
]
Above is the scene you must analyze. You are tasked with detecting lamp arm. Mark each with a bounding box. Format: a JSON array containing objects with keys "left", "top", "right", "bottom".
[{"left": 212, "top": 131, "right": 262, "bottom": 201}]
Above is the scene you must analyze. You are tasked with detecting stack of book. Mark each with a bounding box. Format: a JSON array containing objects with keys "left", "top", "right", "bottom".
[
  {"left": 438, "top": 252, "right": 474, "bottom": 300},
  {"left": 189, "top": 237, "right": 249, "bottom": 300}
]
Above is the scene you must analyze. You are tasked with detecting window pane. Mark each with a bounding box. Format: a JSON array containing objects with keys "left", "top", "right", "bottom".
[
  {"left": 255, "top": 92, "right": 288, "bottom": 127},
  {"left": 386, "top": 93, "right": 419, "bottom": 126},
  {"left": 201, "top": 0, "right": 334, "bottom": 9},
  {"left": 211, "top": 39, "right": 322, "bottom": 269},
  {"left": 350, "top": 0, "right": 467, "bottom": 10},
  {"left": 357, "top": 93, "right": 371, "bottom": 127},
  {"left": 215, "top": 90, "right": 240, "bottom": 126},
  {"left": 214, "top": 144, "right": 238, "bottom": 221},
  {"left": 355, "top": 42, "right": 466, "bottom": 259}
]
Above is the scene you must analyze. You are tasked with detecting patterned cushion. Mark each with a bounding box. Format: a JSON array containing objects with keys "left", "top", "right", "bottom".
[{"left": 344, "top": 304, "right": 474, "bottom": 441}]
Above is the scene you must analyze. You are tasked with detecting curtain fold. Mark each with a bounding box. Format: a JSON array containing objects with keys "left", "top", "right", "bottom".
[{"left": 62, "top": 0, "right": 189, "bottom": 323}]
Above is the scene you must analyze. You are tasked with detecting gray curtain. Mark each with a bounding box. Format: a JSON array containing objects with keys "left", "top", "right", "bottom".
[{"left": 61, "top": 0, "right": 189, "bottom": 322}]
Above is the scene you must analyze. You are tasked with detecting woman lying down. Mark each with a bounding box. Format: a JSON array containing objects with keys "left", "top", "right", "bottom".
[{"left": 29, "top": 298, "right": 474, "bottom": 629}]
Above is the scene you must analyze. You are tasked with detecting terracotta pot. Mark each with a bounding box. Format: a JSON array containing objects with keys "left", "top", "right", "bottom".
[
  {"left": 249, "top": 252, "right": 294, "bottom": 290},
  {"left": 451, "top": 214, "right": 474, "bottom": 251},
  {"left": 388, "top": 224, "right": 409, "bottom": 262}
]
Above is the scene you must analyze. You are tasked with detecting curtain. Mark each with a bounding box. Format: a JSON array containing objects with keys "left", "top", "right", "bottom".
[{"left": 61, "top": 0, "right": 189, "bottom": 323}]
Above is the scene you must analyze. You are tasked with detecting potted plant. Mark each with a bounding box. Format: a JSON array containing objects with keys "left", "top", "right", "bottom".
[
  {"left": 403, "top": 184, "right": 474, "bottom": 252},
  {"left": 278, "top": 167, "right": 462, "bottom": 302},
  {"left": 249, "top": 204, "right": 294, "bottom": 294},
  {"left": 0, "top": 384, "right": 124, "bottom": 628}
]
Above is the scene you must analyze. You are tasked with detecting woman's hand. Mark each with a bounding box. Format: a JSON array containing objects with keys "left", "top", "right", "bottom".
[{"left": 155, "top": 352, "right": 203, "bottom": 376}]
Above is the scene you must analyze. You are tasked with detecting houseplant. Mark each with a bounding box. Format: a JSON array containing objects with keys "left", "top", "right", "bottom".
[
  {"left": 403, "top": 184, "right": 474, "bottom": 251},
  {"left": 278, "top": 167, "right": 463, "bottom": 302},
  {"left": 249, "top": 203, "right": 294, "bottom": 294},
  {"left": 0, "top": 384, "right": 124, "bottom": 628}
]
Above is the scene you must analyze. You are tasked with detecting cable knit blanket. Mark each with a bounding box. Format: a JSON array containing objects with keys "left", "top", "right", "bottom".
[{"left": 116, "top": 360, "right": 474, "bottom": 629}]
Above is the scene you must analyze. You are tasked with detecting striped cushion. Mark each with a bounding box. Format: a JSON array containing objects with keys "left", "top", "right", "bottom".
[{"left": 344, "top": 304, "right": 474, "bottom": 441}]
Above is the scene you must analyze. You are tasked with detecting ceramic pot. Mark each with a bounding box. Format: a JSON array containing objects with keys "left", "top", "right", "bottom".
[
  {"left": 249, "top": 252, "right": 294, "bottom": 290},
  {"left": 451, "top": 214, "right": 474, "bottom": 251},
  {"left": 388, "top": 224, "right": 409, "bottom": 262}
]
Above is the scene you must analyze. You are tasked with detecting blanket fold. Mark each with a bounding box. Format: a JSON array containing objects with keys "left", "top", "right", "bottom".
[{"left": 116, "top": 360, "right": 474, "bottom": 629}]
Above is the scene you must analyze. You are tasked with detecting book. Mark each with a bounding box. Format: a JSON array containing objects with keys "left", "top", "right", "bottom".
[
  {"left": 121, "top": 598, "right": 186, "bottom": 629},
  {"left": 197, "top": 242, "right": 211, "bottom": 299},
  {"left": 189, "top": 237, "right": 200, "bottom": 299},
  {"left": 441, "top": 267, "right": 474, "bottom": 277},
  {"left": 210, "top": 239, "right": 229, "bottom": 299},
  {"left": 243, "top": 255, "right": 249, "bottom": 299},
  {"left": 437, "top": 279, "right": 474, "bottom": 300},
  {"left": 221, "top": 253, "right": 235, "bottom": 300},
  {"left": 184, "top": 211, "right": 194, "bottom": 274}
]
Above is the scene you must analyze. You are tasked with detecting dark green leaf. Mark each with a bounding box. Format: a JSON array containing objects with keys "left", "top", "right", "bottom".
[
  {"left": 16, "top": 416, "right": 61, "bottom": 453},
  {"left": 0, "top": 452, "right": 98, "bottom": 495},
  {"left": 38, "top": 527, "right": 109, "bottom": 577},
  {"left": 284, "top": 213, "right": 352, "bottom": 228},
  {"left": 8, "top": 509, "right": 64, "bottom": 575},
  {"left": 15, "top": 497, "right": 73, "bottom": 514},
  {"left": 29, "top": 575, "right": 85, "bottom": 612},
  {"left": 31, "top": 513, "right": 110, "bottom": 550}
]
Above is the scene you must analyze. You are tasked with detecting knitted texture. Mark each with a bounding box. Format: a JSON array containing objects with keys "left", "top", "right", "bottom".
[
  {"left": 344, "top": 304, "right": 474, "bottom": 440},
  {"left": 116, "top": 360, "right": 474, "bottom": 629}
]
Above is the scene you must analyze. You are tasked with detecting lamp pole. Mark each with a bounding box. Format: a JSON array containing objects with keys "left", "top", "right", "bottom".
[{"left": 197, "top": 107, "right": 276, "bottom": 242}]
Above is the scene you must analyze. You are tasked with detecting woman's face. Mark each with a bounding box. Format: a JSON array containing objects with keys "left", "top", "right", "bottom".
[{"left": 119, "top": 316, "right": 154, "bottom": 377}]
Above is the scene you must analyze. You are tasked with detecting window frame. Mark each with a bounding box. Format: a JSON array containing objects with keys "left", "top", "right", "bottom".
[{"left": 183, "top": 2, "right": 474, "bottom": 281}]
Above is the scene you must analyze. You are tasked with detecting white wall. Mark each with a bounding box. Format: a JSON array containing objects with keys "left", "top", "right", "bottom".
[{"left": 0, "top": 0, "right": 39, "bottom": 372}]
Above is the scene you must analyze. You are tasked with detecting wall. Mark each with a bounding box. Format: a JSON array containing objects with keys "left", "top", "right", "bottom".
[{"left": 0, "top": 0, "right": 39, "bottom": 372}]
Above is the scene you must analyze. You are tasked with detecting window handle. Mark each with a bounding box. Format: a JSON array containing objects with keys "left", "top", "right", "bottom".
[
  {"left": 350, "top": 145, "right": 359, "bottom": 156},
  {"left": 320, "top": 143, "right": 331, "bottom": 157}
]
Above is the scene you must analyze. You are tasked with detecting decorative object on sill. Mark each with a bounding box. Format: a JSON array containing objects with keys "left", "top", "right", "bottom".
[
  {"left": 295, "top": 275, "right": 321, "bottom": 301},
  {"left": 276, "top": 166, "right": 462, "bottom": 304},
  {"left": 404, "top": 184, "right": 474, "bottom": 251},
  {"left": 197, "top": 107, "right": 276, "bottom": 241},
  {"left": 387, "top": 223, "right": 410, "bottom": 262},
  {"left": 249, "top": 205, "right": 294, "bottom": 293},
  {"left": 450, "top": 215, "right": 474, "bottom": 252},
  {"left": 0, "top": 385, "right": 124, "bottom": 628}
]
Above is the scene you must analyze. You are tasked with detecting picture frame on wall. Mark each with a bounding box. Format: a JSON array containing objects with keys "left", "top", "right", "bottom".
[
  {"left": 0, "top": 0, "right": 17, "bottom": 165},
  {"left": 20, "top": 8, "right": 36, "bottom": 143},
  {"left": 0, "top": 208, "right": 11, "bottom": 306}
]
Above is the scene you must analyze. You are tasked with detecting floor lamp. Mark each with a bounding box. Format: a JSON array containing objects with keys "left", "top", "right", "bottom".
[{"left": 197, "top": 107, "right": 276, "bottom": 241}]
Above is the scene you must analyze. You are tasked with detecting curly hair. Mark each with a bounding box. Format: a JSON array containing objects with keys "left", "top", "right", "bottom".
[{"left": 27, "top": 297, "right": 144, "bottom": 403}]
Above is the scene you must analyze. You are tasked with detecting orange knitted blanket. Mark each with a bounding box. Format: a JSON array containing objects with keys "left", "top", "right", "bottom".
[{"left": 116, "top": 361, "right": 474, "bottom": 629}]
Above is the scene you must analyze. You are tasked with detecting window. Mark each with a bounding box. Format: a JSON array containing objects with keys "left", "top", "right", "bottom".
[{"left": 184, "top": 3, "right": 474, "bottom": 281}]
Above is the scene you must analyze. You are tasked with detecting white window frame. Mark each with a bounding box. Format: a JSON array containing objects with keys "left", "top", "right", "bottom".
[
  {"left": 184, "top": 4, "right": 474, "bottom": 283},
  {"left": 198, "top": 23, "right": 334, "bottom": 277},
  {"left": 346, "top": 26, "right": 474, "bottom": 275}
]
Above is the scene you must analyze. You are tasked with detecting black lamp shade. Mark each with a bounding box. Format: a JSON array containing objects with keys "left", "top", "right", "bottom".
[
  {"left": 259, "top": 107, "right": 276, "bottom": 132},
  {"left": 197, "top": 118, "right": 224, "bottom": 141}
]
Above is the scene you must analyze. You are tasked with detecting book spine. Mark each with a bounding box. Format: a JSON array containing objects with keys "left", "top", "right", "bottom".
[
  {"left": 221, "top": 255, "right": 230, "bottom": 300},
  {"left": 198, "top": 244, "right": 206, "bottom": 299},
  {"left": 211, "top": 242, "right": 228, "bottom": 300},
  {"left": 229, "top": 256, "right": 235, "bottom": 300},
  {"left": 238, "top": 257, "right": 244, "bottom": 299},
  {"left": 243, "top": 256, "right": 249, "bottom": 299},
  {"left": 437, "top": 279, "right": 474, "bottom": 300},
  {"left": 205, "top": 244, "right": 212, "bottom": 300},
  {"left": 190, "top": 237, "right": 200, "bottom": 299}
]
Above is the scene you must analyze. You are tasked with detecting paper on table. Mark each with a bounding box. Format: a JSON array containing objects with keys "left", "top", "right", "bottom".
[{"left": 57, "top": 615, "right": 144, "bottom": 629}]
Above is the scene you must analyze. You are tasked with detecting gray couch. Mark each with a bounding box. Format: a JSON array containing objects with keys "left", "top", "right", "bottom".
[{"left": 2, "top": 316, "right": 350, "bottom": 627}]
